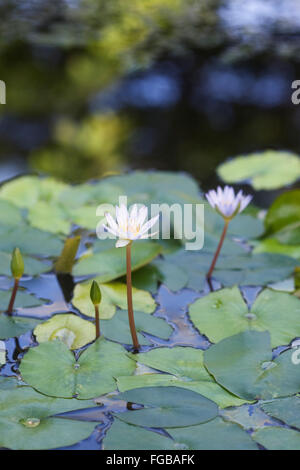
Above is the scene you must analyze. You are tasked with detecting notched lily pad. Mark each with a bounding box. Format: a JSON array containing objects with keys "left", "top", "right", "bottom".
[
  {"left": 34, "top": 313, "right": 95, "bottom": 349},
  {"left": 261, "top": 396, "right": 300, "bottom": 429},
  {"left": 116, "top": 386, "right": 218, "bottom": 428},
  {"left": 204, "top": 331, "right": 300, "bottom": 401},
  {"left": 20, "top": 337, "right": 136, "bottom": 399},
  {"left": 102, "top": 310, "right": 173, "bottom": 345},
  {"left": 253, "top": 427, "right": 300, "bottom": 450},
  {"left": 72, "top": 281, "right": 156, "bottom": 319},
  {"left": 0, "top": 314, "right": 43, "bottom": 340},
  {"left": 189, "top": 286, "right": 300, "bottom": 348},
  {"left": 117, "top": 346, "right": 249, "bottom": 408},
  {"left": 0, "top": 386, "right": 96, "bottom": 450}
]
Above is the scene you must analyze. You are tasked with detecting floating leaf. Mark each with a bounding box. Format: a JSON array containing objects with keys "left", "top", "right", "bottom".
[
  {"left": 204, "top": 331, "right": 300, "bottom": 401},
  {"left": 265, "top": 190, "right": 300, "bottom": 245},
  {"left": 0, "top": 252, "right": 49, "bottom": 276},
  {"left": 0, "top": 200, "right": 23, "bottom": 227},
  {"left": 0, "top": 289, "right": 44, "bottom": 310},
  {"left": 117, "top": 347, "right": 249, "bottom": 408},
  {"left": 189, "top": 286, "right": 300, "bottom": 348},
  {"left": 253, "top": 427, "right": 300, "bottom": 450},
  {"left": 217, "top": 151, "right": 300, "bottom": 190},
  {"left": 168, "top": 417, "right": 258, "bottom": 450},
  {"left": 103, "top": 419, "right": 172, "bottom": 450},
  {"left": 261, "top": 396, "right": 300, "bottom": 429},
  {"left": 73, "top": 241, "right": 161, "bottom": 279},
  {"left": 34, "top": 314, "right": 95, "bottom": 350},
  {"left": 102, "top": 310, "right": 173, "bottom": 345},
  {"left": 116, "top": 386, "right": 218, "bottom": 428},
  {"left": 20, "top": 337, "right": 136, "bottom": 399},
  {"left": 0, "top": 315, "right": 43, "bottom": 340},
  {"left": 72, "top": 282, "right": 156, "bottom": 319},
  {"left": 254, "top": 238, "right": 300, "bottom": 259},
  {"left": 28, "top": 201, "right": 70, "bottom": 235},
  {"left": 0, "top": 387, "right": 96, "bottom": 450},
  {"left": 0, "top": 225, "right": 63, "bottom": 257}
]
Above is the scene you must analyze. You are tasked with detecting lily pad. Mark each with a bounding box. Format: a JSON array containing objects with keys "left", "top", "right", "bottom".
[
  {"left": 204, "top": 331, "right": 300, "bottom": 401},
  {"left": 102, "top": 310, "right": 173, "bottom": 345},
  {"left": 165, "top": 250, "right": 298, "bottom": 290},
  {"left": 28, "top": 201, "right": 70, "bottom": 235},
  {"left": 265, "top": 190, "right": 300, "bottom": 245},
  {"left": 116, "top": 386, "right": 218, "bottom": 428},
  {"left": 0, "top": 199, "right": 23, "bottom": 227},
  {"left": 0, "top": 288, "right": 44, "bottom": 310},
  {"left": 168, "top": 417, "right": 258, "bottom": 450},
  {"left": 73, "top": 241, "right": 161, "bottom": 279},
  {"left": 253, "top": 427, "right": 300, "bottom": 450},
  {"left": 189, "top": 286, "right": 300, "bottom": 348},
  {"left": 34, "top": 314, "right": 95, "bottom": 350},
  {"left": 261, "top": 396, "right": 300, "bottom": 429},
  {"left": 72, "top": 281, "right": 156, "bottom": 319},
  {"left": 0, "top": 225, "right": 63, "bottom": 257},
  {"left": 117, "top": 347, "right": 249, "bottom": 408},
  {"left": 253, "top": 238, "right": 300, "bottom": 259},
  {"left": 20, "top": 337, "right": 136, "bottom": 399},
  {"left": 103, "top": 419, "right": 172, "bottom": 450},
  {"left": 0, "top": 315, "right": 43, "bottom": 340},
  {"left": 0, "top": 386, "right": 96, "bottom": 450},
  {"left": 0, "top": 252, "right": 50, "bottom": 276},
  {"left": 217, "top": 150, "right": 300, "bottom": 190}
]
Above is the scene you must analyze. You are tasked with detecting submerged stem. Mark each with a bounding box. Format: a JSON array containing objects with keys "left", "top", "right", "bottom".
[
  {"left": 7, "top": 278, "right": 19, "bottom": 315},
  {"left": 126, "top": 243, "right": 140, "bottom": 351},
  {"left": 207, "top": 219, "right": 229, "bottom": 280},
  {"left": 95, "top": 305, "right": 100, "bottom": 339}
]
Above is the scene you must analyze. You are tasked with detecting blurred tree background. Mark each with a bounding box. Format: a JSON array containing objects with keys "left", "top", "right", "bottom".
[{"left": 1, "top": 0, "right": 300, "bottom": 187}]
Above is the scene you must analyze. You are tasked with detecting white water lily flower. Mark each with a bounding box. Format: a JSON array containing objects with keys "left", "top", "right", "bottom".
[
  {"left": 206, "top": 185, "right": 252, "bottom": 220},
  {"left": 103, "top": 204, "right": 159, "bottom": 248}
]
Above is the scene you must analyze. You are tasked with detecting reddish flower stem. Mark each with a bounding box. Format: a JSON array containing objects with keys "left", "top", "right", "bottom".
[
  {"left": 7, "top": 278, "right": 19, "bottom": 315},
  {"left": 126, "top": 243, "right": 140, "bottom": 351},
  {"left": 95, "top": 305, "right": 100, "bottom": 339},
  {"left": 207, "top": 220, "right": 229, "bottom": 280}
]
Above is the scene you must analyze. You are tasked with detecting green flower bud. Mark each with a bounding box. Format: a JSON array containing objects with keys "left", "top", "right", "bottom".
[
  {"left": 90, "top": 280, "right": 101, "bottom": 306},
  {"left": 11, "top": 248, "right": 24, "bottom": 280}
]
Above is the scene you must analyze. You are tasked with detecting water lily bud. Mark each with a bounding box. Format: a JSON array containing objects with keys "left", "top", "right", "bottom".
[
  {"left": 90, "top": 280, "right": 101, "bottom": 306},
  {"left": 11, "top": 248, "right": 24, "bottom": 280}
]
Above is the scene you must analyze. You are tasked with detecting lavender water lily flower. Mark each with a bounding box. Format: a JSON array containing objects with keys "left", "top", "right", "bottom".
[
  {"left": 206, "top": 186, "right": 252, "bottom": 221},
  {"left": 205, "top": 186, "right": 252, "bottom": 280},
  {"left": 103, "top": 204, "right": 159, "bottom": 351}
]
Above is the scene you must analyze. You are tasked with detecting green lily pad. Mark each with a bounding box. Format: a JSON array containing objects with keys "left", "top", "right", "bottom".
[
  {"left": 0, "top": 315, "right": 43, "bottom": 340},
  {"left": 253, "top": 238, "right": 300, "bottom": 259},
  {"left": 73, "top": 241, "right": 161, "bottom": 280},
  {"left": 117, "top": 347, "right": 249, "bottom": 408},
  {"left": 217, "top": 150, "right": 300, "bottom": 190},
  {"left": 0, "top": 376, "right": 23, "bottom": 390},
  {"left": 261, "top": 396, "right": 300, "bottom": 429},
  {"left": 253, "top": 427, "right": 300, "bottom": 450},
  {"left": 0, "top": 289, "right": 44, "bottom": 310},
  {"left": 168, "top": 417, "right": 258, "bottom": 450},
  {"left": 103, "top": 419, "right": 172, "bottom": 450},
  {"left": 0, "top": 387, "right": 96, "bottom": 450},
  {"left": 165, "top": 250, "right": 298, "bottom": 290},
  {"left": 116, "top": 386, "right": 218, "bottom": 428},
  {"left": 0, "top": 176, "right": 68, "bottom": 208},
  {"left": 0, "top": 200, "right": 23, "bottom": 227},
  {"left": 72, "top": 281, "right": 156, "bottom": 319},
  {"left": 20, "top": 337, "right": 136, "bottom": 399},
  {"left": 59, "top": 181, "right": 121, "bottom": 209},
  {"left": 34, "top": 314, "right": 96, "bottom": 350},
  {"left": 0, "top": 252, "right": 49, "bottom": 276},
  {"left": 102, "top": 310, "right": 173, "bottom": 345},
  {"left": 0, "top": 225, "right": 63, "bottom": 257},
  {"left": 265, "top": 190, "right": 300, "bottom": 245},
  {"left": 189, "top": 286, "right": 300, "bottom": 348},
  {"left": 28, "top": 201, "right": 70, "bottom": 235},
  {"left": 204, "top": 331, "right": 300, "bottom": 401}
]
